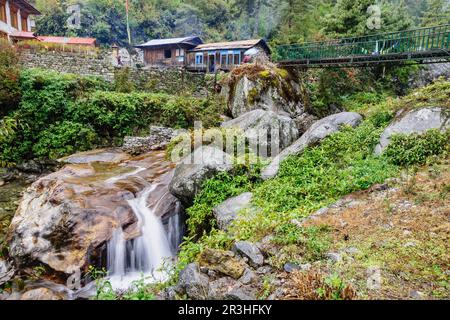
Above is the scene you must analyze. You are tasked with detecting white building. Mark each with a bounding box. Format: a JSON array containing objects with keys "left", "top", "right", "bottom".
[{"left": 0, "top": 0, "right": 40, "bottom": 41}]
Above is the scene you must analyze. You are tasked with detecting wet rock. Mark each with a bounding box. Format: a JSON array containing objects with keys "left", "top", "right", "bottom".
[
  {"left": 15, "top": 160, "right": 43, "bottom": 174},
  {"left": 59, "top": 148, "right": 130, "bottom": 164},
  {"left": 169, "top": 146, "right": 233, "bottom": 206},
  {"left": 7, "top": 150, "right": 176, "bottom": 277},
  {"left": 232, "top": 241, "right": 264, "bottom": 267},
  {"left": 221, "top": 109, "right": 299, "bottom": 152},
  {"left": 20, "top": 288, "right": 63, "bottom": 300},
  {"left": 262, "top": 112, "right": 363, "bottom": 179},
  {"left": 199, "top": 248, "right": 246, "bottom": 279},
  {"left": 375, "top": 107, "right": 449, "bottom": 155},
  {"left": 213, "top": 192, "right": 254, "bottom": 231},
  {"left": 178, "top": 263, "right": 209, "bottom": 300}
]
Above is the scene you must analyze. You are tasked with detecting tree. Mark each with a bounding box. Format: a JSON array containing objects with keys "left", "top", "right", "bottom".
[
  {"left": 421, "top": 0, "right": 450, "bottom": 27},
  {"left": 322, "top": 0, "right": 413, "bottom": 38}
]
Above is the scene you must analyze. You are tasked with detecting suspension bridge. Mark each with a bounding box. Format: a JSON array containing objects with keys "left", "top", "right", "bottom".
[{"left": 275, "top": 24, "right": 450, "bottom": 68}]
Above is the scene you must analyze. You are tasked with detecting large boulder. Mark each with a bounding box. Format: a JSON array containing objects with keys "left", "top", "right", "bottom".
[
  {"left": 409, "top": 63, "right": 450, "bottom": 89},
  {"left": 20, "top": 288, "right": 63, "bottom": 300},
  {"left": 212, "top": 192, "right": 254, "bottom": 231},
  {"left": 178, "top": 263, "right": 209, "bottom": 300},
  {"left": 0, "top": 259, "right": 14, "bottom": 286},
  {"left": 7, "top": 150, "right": 179, "bottom": 278},
  {"left": 232, "top": 241, "right": 264, "bottom": 268},
  {"left": 262, "top": 112, "right": 363, "bottom": 179},
  {"left": 221, "top": 64, "right": 315, "bottom": 130},
  {"left": 169, "top": 146, "right": 234, "bottom": 206},
  {"left": 375, "top": 107, "right": 449, "bottom": 155},
  {"left": 221, "top": 109, "right": 299, "bottom": 152}
]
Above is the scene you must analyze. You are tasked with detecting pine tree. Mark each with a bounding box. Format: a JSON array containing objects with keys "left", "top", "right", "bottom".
[{"left": 421, "top": 0, "right": 450, "bottom": 27}]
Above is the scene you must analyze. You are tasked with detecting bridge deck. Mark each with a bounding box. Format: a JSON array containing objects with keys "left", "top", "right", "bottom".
[{"left": 275, "top": 24, "right": 450, "bottom": 68}]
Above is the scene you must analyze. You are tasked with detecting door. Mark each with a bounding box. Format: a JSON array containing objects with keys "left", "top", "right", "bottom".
[{"left": 208, "top": 54, "right": 215, "bottom": 73}]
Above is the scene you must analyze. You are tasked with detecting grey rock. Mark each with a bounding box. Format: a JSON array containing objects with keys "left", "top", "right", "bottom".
[
  {"left": 122, "top": 126, "right": 182, "bottom": 155},
  {"left": 284, "top": 262, "right": 312, "bottom": 273},
  {"left": 208, "top": 277, "right": 239, "bottom": 300},
  {"left": 213, "top": 192, "right": 254, "bottom": 231},
  {"left": 225, "top": 286, "right": 257, "bottom": 300},
  {"left": 0, "top": 259, "right": 14, "bottom": 286},
  {"left": 239, "top": 268, "right": 257, "bottom": 285},
  {"left": 169, "top": 146, "right": 234, "bottom": 205},
  {"left": 409, "top": 63, "right": 450, "bottom": 89},
  {"left": 221, "top": 109, "right": 299, "bottom": 152},
  {"left": 409, "top": 290, "right": 426, "bottom": 300},
  {"left": 325, "top": 252, "right": 342, "bottom": 263},
  {"left": 262, "top": 112, "right": 363, "bottom": 179},
  {"left": 256, "top": 266, "right": 273, "bottom": 275},
  {"left": 375, "top": 107, "right": 449, "bottom": 155},
  {"left": 232, "top": 241, "right": 264, "bottom": 267},
  {"left": 178, "top": 263, "right": 210, "bottom": 300},
  {"left": 283, "top": 262, "right": 301, "bottom": 273},
  {"left": 344, "top": 247, "right": 360, "bottom": 255},
  {"left": 267, "top": 288, "right": 285, "bottom": 300},
  {"left": 225, "top": 75, "right": 305, "bottom": 120}
]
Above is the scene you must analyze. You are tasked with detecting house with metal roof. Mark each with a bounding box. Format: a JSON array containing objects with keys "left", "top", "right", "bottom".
[
  {"left": 0, "top": 0, "right": 40, "bottom": 40},
  {"left": 135, "top": 36, "right": 203, "bottom": 66},
  {"left": 186, "top": 39, "right": 271, "bottom": 72}
]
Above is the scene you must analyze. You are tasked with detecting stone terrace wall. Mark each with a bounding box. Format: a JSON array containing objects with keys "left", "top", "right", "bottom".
[{"left": 19, "top": 49, "right": 209, "bottom": 95}]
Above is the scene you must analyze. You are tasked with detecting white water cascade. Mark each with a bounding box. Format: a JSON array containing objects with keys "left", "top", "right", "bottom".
[{"left": 106, "top": 170, "right": 182, "bottom": 290}]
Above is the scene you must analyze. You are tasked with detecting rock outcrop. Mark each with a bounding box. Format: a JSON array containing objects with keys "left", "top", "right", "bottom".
[
  {"left": 262, "top": 112, "right": 363, "bottom": 179},
  {"left": 178, "top": 263, "right": 210, "bottom": 300},
  {"left": 212, "top": 192, "right": 254, "bottom": 231},
  {"left": 374, "top": 107, "right": 449, "bottom": 155},
  {"left": 221, "top": 64, "right": 316, "bottom": 134},
  {"left": 221, "top": 109, "right": 299, "bottom": 152},
  {"left": 7, "top": 150, "right": 179, "bottom": 278},
  {"left": 169, "top": 146, "right": 234, "bottom": 206}
]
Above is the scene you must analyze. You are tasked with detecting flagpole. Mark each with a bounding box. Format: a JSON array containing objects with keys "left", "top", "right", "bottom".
[{"left": 126, "top": 0, "right": 131, "bottom": 45}]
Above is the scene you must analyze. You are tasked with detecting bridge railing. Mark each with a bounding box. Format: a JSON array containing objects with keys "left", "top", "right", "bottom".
[{"left": 275, "top": 24, "right": 450, "bottom": 62}]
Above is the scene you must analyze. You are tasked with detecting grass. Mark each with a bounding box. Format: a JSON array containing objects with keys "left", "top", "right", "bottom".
[{"left": 169, "top": 80, "right": 450, "bottom": 299}]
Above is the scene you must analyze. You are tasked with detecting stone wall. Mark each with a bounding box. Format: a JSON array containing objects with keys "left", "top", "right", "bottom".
[{"left": 19, "top": 49, "right": 210, "bottom": 95}]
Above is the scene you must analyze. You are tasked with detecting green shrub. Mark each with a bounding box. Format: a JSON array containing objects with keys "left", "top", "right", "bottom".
[
  {"left": 384, "top": 129, "right": 450, "bottom": 166},
  {"left": 0, "top": 68, "right": 224, "bottom": 163},
  {"left": 0, "top": 41, "right": 21, "bottom": 115},
  {"left": 32, "top": 121, "right": 99, "bottom": 159}
]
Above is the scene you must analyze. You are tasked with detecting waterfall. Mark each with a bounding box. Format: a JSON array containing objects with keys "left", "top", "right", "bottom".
[{"left": 106, "top": 172, "right": 183, "bottom": 291}]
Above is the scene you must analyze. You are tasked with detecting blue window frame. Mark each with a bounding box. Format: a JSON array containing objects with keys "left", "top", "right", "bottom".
[{"left": 195, "top": 53, "right": 203, "bottom": 65}]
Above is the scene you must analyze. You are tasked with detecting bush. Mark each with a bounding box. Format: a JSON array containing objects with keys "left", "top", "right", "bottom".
[
  {"left": 384, "top": 129, "right": 450, "bottom": 166},
  {"left": 32, "top": 121, "right": 99, "bottom": 159},
  {"left": 0, "top": 69, "right": 224, "bottom": 163},
  {"left": 0, "top": 41, "right": 21, "bottom": 115}
]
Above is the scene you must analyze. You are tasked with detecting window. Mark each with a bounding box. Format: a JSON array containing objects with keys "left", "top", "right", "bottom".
[
  {"left": 21, "top": 16, "right": 28, "bottom": 31},
  {"left": 195, "top": 53, "right": 203, "bottom": 65},
  {"left": 0, "top": 1, "right": 6, "bottom": 23},
  {"left": 220, "top": 54, "right": 227, "bottom": 65},
  {"left": 176, "top": 48, "right": 184, "bottom": 57},
  {"left": 164, "top": 49, "right": 172, "bottom": 59},
  {"left": 11, "top": 7, "right": 18, "bottom": 29},
  {"left": 234, "top": 53, "right": 240, "bottom": 65}
]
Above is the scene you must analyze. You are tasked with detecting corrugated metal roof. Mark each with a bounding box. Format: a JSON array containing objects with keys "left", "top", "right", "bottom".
[
  {"left": 135, "top": 36, "right": 202, "bottom": 48},
  {"left": 37, "top": 36, "right": 97, "bottom": 45},
  {"left": 190, "top": 39, "right": 264, "bottom": 51},
  {"left": 9, "top": 31, "right": 36, "bottom": 39}
]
